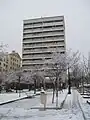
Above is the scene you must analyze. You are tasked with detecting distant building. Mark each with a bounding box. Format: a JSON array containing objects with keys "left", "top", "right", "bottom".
[
  {"left": 0, "top": 51, "right": 21, "bottom": 73},
  {"left": 0, "top": 55, "right": 8, "bottom": 72},
  {"left": 22, "top": 16, "right": 66, "bottom": 71},
  {"left": 7, "top": 51, "right": 21, "bottom": 72}
]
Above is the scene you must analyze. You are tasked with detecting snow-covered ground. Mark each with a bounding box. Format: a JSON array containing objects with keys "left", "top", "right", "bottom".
[
  {"left": 0, "top": 89, "right": 90, "bottom": 120},
  {"left": 0, "top": 90, "right": 41, "bottom": 104},
  {"left": 0, "top": 91, "right": 33, "bottom": 104}
]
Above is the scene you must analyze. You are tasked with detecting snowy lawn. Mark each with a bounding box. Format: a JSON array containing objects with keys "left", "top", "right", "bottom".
[
  {"left": 0, "top": 90, "right": 41, "bottom": 104},
  {"left": 0, "top": 93, "right": 27, "bottom": 104}
]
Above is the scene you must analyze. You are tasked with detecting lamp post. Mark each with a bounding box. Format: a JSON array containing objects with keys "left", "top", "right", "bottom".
[
  {"left": 68, "top": 67, "right": 71, "bottom": 94},
  {"left": 18, "top": 76, "right": 21, "bottom": 97}
]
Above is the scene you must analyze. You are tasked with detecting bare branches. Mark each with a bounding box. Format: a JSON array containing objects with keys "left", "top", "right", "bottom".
[
  {"left": 0, "top": 42, "right": 8, "bottom": 58},
  {"left": 66, "top": 49, "right": 80, "bottom": 69}
]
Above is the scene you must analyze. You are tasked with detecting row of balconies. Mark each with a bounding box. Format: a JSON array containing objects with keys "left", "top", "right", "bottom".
[
  {"left": 23, "top": 31, "right": 64, "bottom": 39},
  {"left": 23, "top": 32, "right": 64, "bottom": 39},
  {"left": 23, "top": 47, "right": 65, "bottom": 54},
  {"left": 23, "top": 39, "right": 64, "bottom": 45},
  {"left": 24, "top": 16, "right": 64, "bottom": 24},
  {"left": 23, "top": 36, "right": 64, "bottom": 43},
  {"left": 22, "top": 64, "right": 63, "bottom": 71},
  {"left": 22, "top": 68, "right": 61, "bottom": 74},
  {"left": 23, "top": 35, "right": 64, "bottom": 40},
  {"left": 22, "top": 51, "right": 65, "bottom": 59},
  {"left": 22, "top": 56, "right": 51, "bottom": 61},
  {"left": 24, "top": 21, "right": 64, "bottom": 29},
  {"left": 23, "top": 39, "right": 64, "bottom": 44},
  {"left": 23, "top": 42, "right": 65, "bottom": 49},
  {"left": 23, "top": 27, "right": 64, "bottom": 34}
]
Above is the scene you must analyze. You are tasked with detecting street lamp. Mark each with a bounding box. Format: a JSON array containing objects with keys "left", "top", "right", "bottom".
[{"left": 68, "top": 67, "right": 71, "bottom": 94}]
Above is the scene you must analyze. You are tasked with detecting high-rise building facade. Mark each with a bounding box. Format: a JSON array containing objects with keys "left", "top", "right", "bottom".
[{"left": 22, "top": 16, "right": 66, "bottom": 71}]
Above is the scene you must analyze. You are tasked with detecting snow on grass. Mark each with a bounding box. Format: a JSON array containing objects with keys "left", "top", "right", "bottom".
[
  {"left": 0, "top": 93, "right": 26, "bottom": 104},
  {"left": 0, "top": 90, "right": 41, "bottom": 105}
]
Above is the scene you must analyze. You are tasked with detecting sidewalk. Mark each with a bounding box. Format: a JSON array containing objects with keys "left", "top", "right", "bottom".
[{"left": 31, "top": 89, "right": 68, "bottom": 109}]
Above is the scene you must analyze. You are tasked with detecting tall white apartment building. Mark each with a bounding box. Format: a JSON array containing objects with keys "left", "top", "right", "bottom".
[{"left": 22, "top": 16, "right": 66, "bottom": 72}]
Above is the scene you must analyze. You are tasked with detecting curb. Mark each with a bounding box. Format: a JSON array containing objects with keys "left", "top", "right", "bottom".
[
  {"left": 60, "top": 93, "right": 68, "bottom": 109},
  {"left": 31, "top": 107, "right": 61, "bottom": 110},
  {"left": 78, "top": 98, "right": 86, "bottom": 120},
  {"left": 77, "top": 92, "right": 87, "bottom": 120}
]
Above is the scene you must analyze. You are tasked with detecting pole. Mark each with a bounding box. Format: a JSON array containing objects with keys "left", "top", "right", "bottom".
[
  {"left": 68, "top": 67, "right": 71, "bottom": 94},
  {"left": 56, "top": 76, "right": 59, "bottom": 108},
  {"left": 19, "top": 76, "right": 21, "bottom": 97},
  {"left": 34, "top": 79, "right": 36, "bottom": 94}
]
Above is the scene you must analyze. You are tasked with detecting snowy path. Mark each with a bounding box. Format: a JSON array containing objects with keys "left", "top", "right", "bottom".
[
  {"left": 63, "top": 89, "right": 85, "bottom": 120},
  {"left": 0, "top": 89, "right": 89, "bottom": 120}
]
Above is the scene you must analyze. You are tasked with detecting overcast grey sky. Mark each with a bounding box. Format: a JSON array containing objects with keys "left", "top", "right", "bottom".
[{"left": 0, "top": 0, "right": 90, "bottom": 57}]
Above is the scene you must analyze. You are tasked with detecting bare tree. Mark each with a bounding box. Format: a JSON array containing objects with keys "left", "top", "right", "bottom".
[
  {"left": 45, "top": 49, "right": 80, "bottom": 108},
  {"left": 45, "top": 52, "right": 66, "bottom": 107}
]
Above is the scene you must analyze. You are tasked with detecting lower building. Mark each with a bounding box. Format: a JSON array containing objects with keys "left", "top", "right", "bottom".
[
  {"left": 7, "top": 51, "right": 21, "bottom": 72},
  {"left": 0, "top": 55, "right": 8, "bottom": 72},
  {"left": 0, "top": 51, "right": 21, "bottom": 73}
]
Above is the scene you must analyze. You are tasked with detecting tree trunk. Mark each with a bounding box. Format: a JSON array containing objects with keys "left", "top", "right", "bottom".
[{"left": 56, "top": 88, "right": 58, "bottom": 108}]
